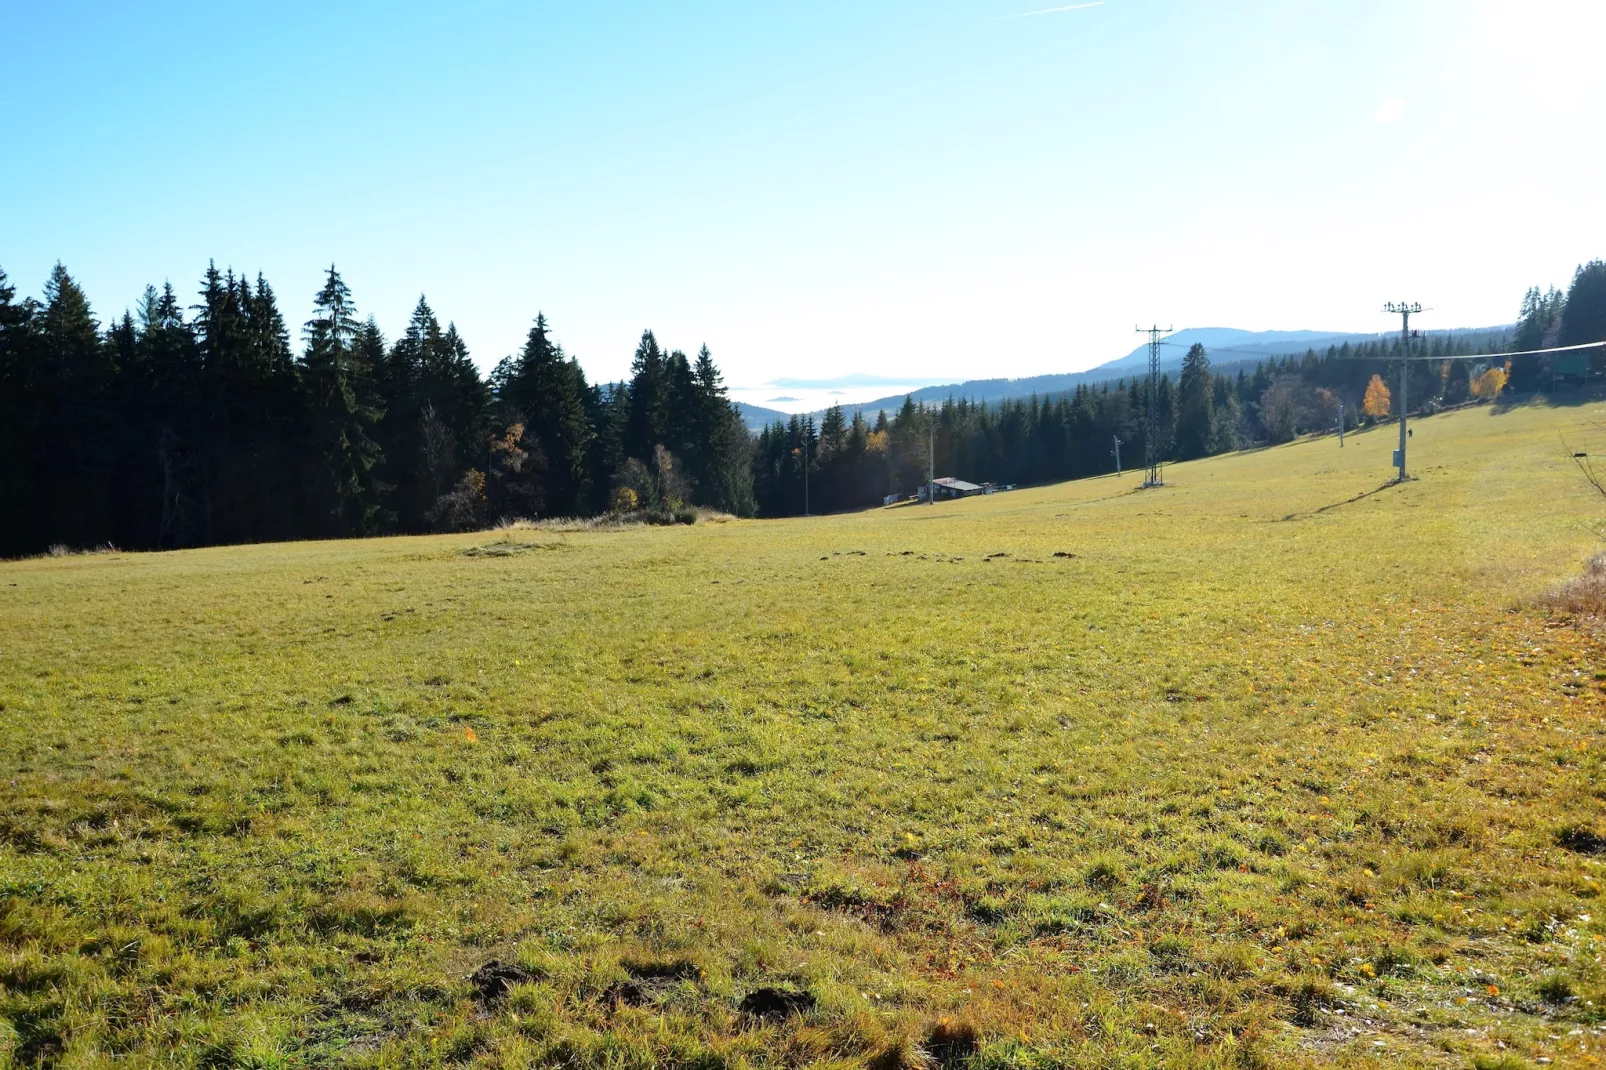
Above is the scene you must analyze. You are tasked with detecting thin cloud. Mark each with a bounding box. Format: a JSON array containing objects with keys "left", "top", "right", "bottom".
[
  {"left": 1374, "top": 98, "right": 1406, "bottom": 124},
  {"left": 1005, "top": 1, "right": 1104, "bottom": 18}
]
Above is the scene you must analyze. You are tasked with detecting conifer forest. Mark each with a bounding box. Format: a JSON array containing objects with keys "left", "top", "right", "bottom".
[{"left": 2, "top": 259, "right": 1604, "bottom": 555}]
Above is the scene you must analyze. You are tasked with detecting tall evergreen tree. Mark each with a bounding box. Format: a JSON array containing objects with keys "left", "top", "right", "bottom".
[
  {"left": 437, "top": 323, "right": 491, "bottom": 462},
  {"left": 1509, "top": 286, "right": 1555, "bottom": 392},
  {"left": 35, "top": 264, "right": 116, "bottom": 546},
  {"left": 1211, "top": 376, "right": 1240, "bottom": 453},
  {"left": 1560, "top": 261, "right": 1606, "bottom": 355},
  {"left": 1173, "top": 343, "right": 1215, "bottom": 461},
  {"left": 371, "top": 297, "right": 492, "bottom": 529},
  {"left": 240, "top": 273, "right": 304, "bottom": 542},
  {"left": 195, "top": 264, "right": 296, "bottom": 544},
  {"left": 685, "top": 345, "right": 754, "bottom": 515},
  {"left": 586, "top": 382, "right": 630, "bottom": 514},
  {"left": 500, "top": 313, "right": 592, "bottom": 517},
  {"left": 625, "top": 330, "right": 668, "bottom": 462},
  {"left": 0, "top": 268, "right": 41, "bottom": 556},
  {"left": 818, "top": 403, "right": 847, "bottom": 460},
  {"left": 127, "top": 282, "right": 204, "bottom": 547},
  {"left": 371, "top": 297, "right": 428, "bottom": 527},
  {"left": 299, "top": 266, "right": 388, "bottom": 537},
  {"left": 664, "top": 348, "right": 700, "bottom": 463}
]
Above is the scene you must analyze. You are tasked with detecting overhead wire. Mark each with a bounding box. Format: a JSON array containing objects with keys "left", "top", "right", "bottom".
[{"left": 1152, "top": 338, "right": 1604, "bottom": 364}]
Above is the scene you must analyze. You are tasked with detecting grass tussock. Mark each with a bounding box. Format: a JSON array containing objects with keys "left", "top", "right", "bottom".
[
  {"left": 3, "top": 399, "right": 1606, "bottom": 1067},
  {"left": 1540, "top": 552, "right": 1606, "bottom": 617},
  {"left": 492, "top": 505, "right": 735, "bottom": 533},
  {"left": 42, "top": 542, "right": 118, "bottom": 558}
]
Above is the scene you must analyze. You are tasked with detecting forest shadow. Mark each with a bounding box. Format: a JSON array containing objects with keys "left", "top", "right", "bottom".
[{"left": 1491, "top": 385, "right": 1606, "bottom": 414}]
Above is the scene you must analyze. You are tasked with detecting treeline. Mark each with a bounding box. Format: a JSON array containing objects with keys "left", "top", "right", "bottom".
[
  {"left": 0, "top": 263, "right": 752, "bottom": 557},
  {"left": 750, "top": 260, "right": 1606, "bottom": 517},
  {"left": 750, "top": 333, "right": 1511, "bottom": 517},
  {"left": 6, "top": 257, "right": 1604, "bottom": 548}
]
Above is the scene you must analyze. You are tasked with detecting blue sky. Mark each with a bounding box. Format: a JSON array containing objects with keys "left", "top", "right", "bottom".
[{"left": 3, "top": 1, "right": 1602, "bottom": 411}]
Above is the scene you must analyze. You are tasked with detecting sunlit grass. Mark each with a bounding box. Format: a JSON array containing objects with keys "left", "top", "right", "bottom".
[{"left": 3, "top": 399, "right": 1606, "bottom": 1068}]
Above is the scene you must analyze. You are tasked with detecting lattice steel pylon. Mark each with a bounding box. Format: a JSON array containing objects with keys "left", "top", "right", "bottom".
[
  {"left": 1383, "top": 302, "right": 1422, "bottom": 482},
  {"left": 1136, "top": 324, "right": 1172, "bottom": 487}
]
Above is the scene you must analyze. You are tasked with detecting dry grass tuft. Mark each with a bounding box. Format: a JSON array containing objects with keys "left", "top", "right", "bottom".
[
  {"left": 1540, "top": 553, "right": 1606, "bottom": 617},
  {"left": 867, "top": 1035, "right": 934, "bottom": 1070},
  {"left": 489, "top": 506, "right": 735, "bottom": 533},
  {"left": 921, "top": 1017, "right": 980, "bottom": 1067},
  {"left": 42, "top": 543, "right": 118, "bottom": 558}
]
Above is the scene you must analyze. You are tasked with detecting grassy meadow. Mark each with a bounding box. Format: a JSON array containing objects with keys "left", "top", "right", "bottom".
[{"left": 5, "top": 398, "right": 1606, "bottom": 1069}]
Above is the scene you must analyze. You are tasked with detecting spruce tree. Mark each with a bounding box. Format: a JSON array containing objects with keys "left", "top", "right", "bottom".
[
  {"left": 299, "top": 266, "right": 389, "bottom": 537},
  {"left": 676, "top": 344, "right": 754, "bottom": 514},
  {"left": 372, "top": 296, "right": 432, "bottom": 527},
  {"left": 501, "top": 313, "right": 592, "bottom": 517},
  {"left": 130, "top": 282, "right": 204, "bottom": 547},
  {"left": 625, "top": 330, "right": 668, "bottom": 462},
  {"left": 586, "top": 381, "right": 630, "bottom": 514},
  {"left": 241, "top": 273, "right": 304, "bottom": 541},
  {"left": 664, "top": 348, "right": 699, "bottom": 461},
  {"left": 842, "top": 410, "right": 871, "bottom": 508},
  {"left": 1560, "top": 261, "right": 1606, "bottom": 367},
  {"left": 0, "top": 268, "right": 41, "bottom": 556},
  {"left": 193, "top": 264, "right": 261, "bottom": 542},
  {"left": 1173, "top": 343, "right": 1215, "bottom": 460},
  {"left": 819, "top": 403, "right": 847, "bottom": 460},
  {"left": 438, "top": 324, "right": 491, "bottom": 460},
  {"left": 35, "top": 264, "right": 116, "bottom": 546},
  {"left": 1155, "top": 375, "right": 1176, "bottom": 458},
  {"left": 1211, "top": 377, "right": 1240, "bottom": 453}
]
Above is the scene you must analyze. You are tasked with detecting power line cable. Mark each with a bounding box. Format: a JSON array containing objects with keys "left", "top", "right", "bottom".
[{"left": 1154, "top": 338, "right": 1602, "bottom": 364}]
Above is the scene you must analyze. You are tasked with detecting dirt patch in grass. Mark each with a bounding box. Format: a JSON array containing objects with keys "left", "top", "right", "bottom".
[
  {"left": 922, "top": 1017, "right": 981, "bottom": 1067},
  {"left": 469, "top": 960, "right": 534, "bottom": 1006},
  {"left": 460, "top": 540, "right": 567, "bottom": 558},
  {"left": 601, "top": 956, "right": 703, "bottom": 1007},
  {"left": 1556, "top": 824, "right": 1606, "bottom": 856},
  {"left": 807, "top": 885, "right": 902, "bottom": 930},
  {"left": 620, "top": 956, "right": 699, "bottom": 982},
  {"left": 738, "top": 987, "right": 815, "bottom": 1021},
  {"left": 603, "top": 978, "right": 653, "bottom": 1006}
]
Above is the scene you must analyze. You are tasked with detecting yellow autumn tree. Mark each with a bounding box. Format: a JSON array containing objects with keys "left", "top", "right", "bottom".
[
  {"left": 1362, "top": 374, "right": 1392, "bottom": 419},
  {"left": 1471, "top": 363, "right": 1509, "bottom": 399}
]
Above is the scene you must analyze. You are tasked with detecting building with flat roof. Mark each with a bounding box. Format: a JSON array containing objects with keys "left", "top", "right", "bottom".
[{"left": 919, "top": 477, "right": 984, "bottom": 501}]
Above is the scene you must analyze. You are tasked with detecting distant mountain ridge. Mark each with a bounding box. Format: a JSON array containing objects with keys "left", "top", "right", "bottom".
[
  {"left": 766, "top": 325, "right": 1513, "bottom": 425},
  {"left": 735, "top": 401, "right": 791, "bottom": 430}
]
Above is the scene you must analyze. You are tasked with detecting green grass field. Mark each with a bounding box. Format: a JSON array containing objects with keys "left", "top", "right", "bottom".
[{"left": 4, "top": 399, "right": 1606, "bottom": 1069}]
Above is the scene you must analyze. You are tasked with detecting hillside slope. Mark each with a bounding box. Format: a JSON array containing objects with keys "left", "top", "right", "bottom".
[{"left": 2, "top": 398, "right": 1603, "bottom": 1068}]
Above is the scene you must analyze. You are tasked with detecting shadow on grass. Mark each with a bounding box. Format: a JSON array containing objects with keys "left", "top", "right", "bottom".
[
  {"left": 1492, "top": 384, "right": 1606, "bottom": 414},
  {"left": 1275, "top": 479, "right": 1401, "bottom": 523}
]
